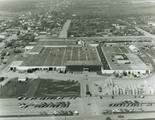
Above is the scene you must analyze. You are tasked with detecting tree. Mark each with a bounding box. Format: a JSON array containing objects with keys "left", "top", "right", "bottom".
[
  {"left": 106, "top": 117, "right": 112, "bottom": 120},
  {"left": 14, "top": 48, "right": 22, "bottom": 53}
]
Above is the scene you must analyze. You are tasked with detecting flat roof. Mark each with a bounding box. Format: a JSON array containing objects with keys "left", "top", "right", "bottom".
[
  {"left": 25, "top": 46, "right": 34, "bottom": 49},
  {"left": 101, "top": 45, "right": 150, "bottom": 70},
  {"left": 21, "top": 46, "right": 101, "bottom": 67}
]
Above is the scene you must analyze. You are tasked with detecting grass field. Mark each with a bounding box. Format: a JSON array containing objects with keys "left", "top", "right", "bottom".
[
  {"left": 0, "top": 78, "right": 81, "bottom": 98},
  {"left": 25, "top": 79, "right": 41, "bottom": 97},
  {"left": 0, "top": 78, "right": 29, "bottom": 98},
  {"left": 35, "top": 79, "right": 80, "bottom": 97}
]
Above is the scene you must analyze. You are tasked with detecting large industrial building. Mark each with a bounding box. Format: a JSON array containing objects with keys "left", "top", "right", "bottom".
[
  {"left": 100, "top": 43, "right": 151, "bottom": 75},
  {"left": 9, "top": 39, "right": 152, "bottom": 74},
  {"left": 10, "top": 40, "right": 102, "bottom": 72}
]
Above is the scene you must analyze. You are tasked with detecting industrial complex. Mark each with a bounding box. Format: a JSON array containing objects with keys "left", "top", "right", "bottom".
[
  {"left": 9, "top": 38, "right": 152, "bottom": 77},
  {"left": 1, "top": 0, "right": 155, "bottom": 120}
]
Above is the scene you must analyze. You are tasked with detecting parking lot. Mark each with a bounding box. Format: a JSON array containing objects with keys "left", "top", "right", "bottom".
[
  {"left": 0, "top": 97, "right": 82, "bottom": 116},
  {"left": 89, "top": 77, "right": 155, "bottom": 97}
]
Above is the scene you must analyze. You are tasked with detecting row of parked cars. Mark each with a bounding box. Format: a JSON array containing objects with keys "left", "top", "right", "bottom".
[
  {"left": 109, "top": 100, "right": 141, "bottom": 107},
  {"left": 52, "top": 110, "right": 79, "bottom": 116},
  {"left": 19, "top": 101, "right": 71, "bottom": 109},
  {"left": 18, "top": 96, "right": 78, "bottom": 101},
  {"left": 40, "top": 110, "right": 79, "bottom": 116},
  {"left": 102, "top": 108, "right": 144, "bottom": 114}
]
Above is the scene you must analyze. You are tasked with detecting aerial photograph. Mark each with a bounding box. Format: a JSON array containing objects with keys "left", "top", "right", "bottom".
[{"left": 1, "top": 0, "right": 155, "bottom": 120}]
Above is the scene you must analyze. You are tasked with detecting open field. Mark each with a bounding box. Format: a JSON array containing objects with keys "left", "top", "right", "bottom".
[
  {"left": 35, "top": 79, "right": 80, "bottom": 97},
  {"left": 0, "top": 78, "right": 29, "bottom": 98},
  {"left": 0, "top": 78, "right": 81, "bottom": 97}
]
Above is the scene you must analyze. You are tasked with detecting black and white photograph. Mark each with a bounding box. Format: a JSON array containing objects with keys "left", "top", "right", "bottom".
[{"left": 0, "top": 0, "right": 155, "bottom": 120}]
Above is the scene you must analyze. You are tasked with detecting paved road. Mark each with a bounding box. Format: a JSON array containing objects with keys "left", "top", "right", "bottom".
[
  {"left": 1, "top": 95, "right": 155, "bottom": 115},
  {"left": 72, "top": 36, "right": 153, "bottom": 42},
  {"left": 59, "top": 20, "right": 71, "bottom": 38},
  {"left": 1, "top": 111, "right": 155, "bottom": 120},
  {"left": 135, "top": 27, "right": 155, "bottom": 40}
]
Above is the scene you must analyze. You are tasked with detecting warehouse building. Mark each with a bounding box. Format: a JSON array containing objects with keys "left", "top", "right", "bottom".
[
  {"left": 11, "top": 43, "right": 102, "bottom": 72},
  {"left": 11, "top": 40, "right": 151, "bottom": 75},
  {"left": 99, "top": 44, "right": 151, "bottom": 75}
]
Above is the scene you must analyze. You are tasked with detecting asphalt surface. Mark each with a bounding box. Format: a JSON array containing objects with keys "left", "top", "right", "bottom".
[{"left": 59, "top": 20, "right": 71, "bottom": 38}]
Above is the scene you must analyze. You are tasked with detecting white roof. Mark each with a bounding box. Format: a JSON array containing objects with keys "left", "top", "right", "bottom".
[
  {"left": 129, "top": 45, "right": 136, "bottom": 49},
  {"left": 129, "top": 45, "right": 138, "bottom": 51},
  {"left": 25, "top": 46, "right": 34, "bottom": 49},
  {"left": 18, "top": 77, "right": 27, "bottom": 81}
]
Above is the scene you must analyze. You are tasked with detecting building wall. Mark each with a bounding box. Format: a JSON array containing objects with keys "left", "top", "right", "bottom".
[
  {"left": 14, "top": 66, "right": 66, "bottom": 72},
  {"left": 11, "top": 65, "right": 102, "bottom": 72},
  {"left": 101, "top": 67, "right": 151, "bottom": 75},
  {"left": 66, "top": 65, "right": 101, "bottom": 72}
]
